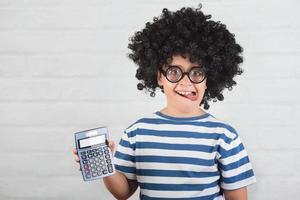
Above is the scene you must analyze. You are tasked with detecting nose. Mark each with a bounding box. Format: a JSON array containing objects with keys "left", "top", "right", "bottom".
[{"left": 179, "top": 73, "right": 192, "bottom": 86}]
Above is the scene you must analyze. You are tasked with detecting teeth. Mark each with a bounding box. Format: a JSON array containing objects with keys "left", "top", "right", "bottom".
[{"left": 177, "top": 91, "right": 193, "bottom": 95}]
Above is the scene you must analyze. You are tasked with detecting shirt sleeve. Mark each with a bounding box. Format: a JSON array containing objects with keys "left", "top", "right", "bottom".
[
  {"left": 113, "top": 128, "right": 137, "bottom": 180},
  {"left": 217, "top": 132, "right": 256, "bottom": 190}
]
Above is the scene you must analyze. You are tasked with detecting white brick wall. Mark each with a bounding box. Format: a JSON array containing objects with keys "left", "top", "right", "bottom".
[{"left": 0, "top": 0, "right": 299, "bottom": 199}]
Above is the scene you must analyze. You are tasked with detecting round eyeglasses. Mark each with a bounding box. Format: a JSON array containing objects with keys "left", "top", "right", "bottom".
[{"left": 160, "top": 65, "right": 206, "bottom": 84}]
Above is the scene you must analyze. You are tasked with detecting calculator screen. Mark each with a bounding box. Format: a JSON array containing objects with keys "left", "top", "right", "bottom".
[{"left": 79, "top": 135, "right": 106, "bottom": 149}]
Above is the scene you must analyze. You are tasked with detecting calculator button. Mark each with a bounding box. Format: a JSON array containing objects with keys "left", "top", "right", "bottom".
[
  {"left": 105, "top": 154, "right": 110, "bottom": 159},
  {"left": 87, "top": 150, "right": 92, "bottom": 154},
  {"left": 80, "top": 151, "right": 86, "bottom": 156},
  {"left": 106, "top": 159, "right": 111, "bottom": 164},
  {"left": 103, "top": 170, "right": 108, "bottom": 174},
  {"left": 83, "top": 160, "right": 88, "bottom": 164},
  {"left": 99, "top": 151, "right": 103, "bottom": 156},
  {"left": 81, "top": 155, "right": 87, "bottom": 159},
  {"left": 97, "top": 171, "right": 103, "bottom": 176},
  {"left": 92, "top": 172, "right": 97, "bottom": 177},
  {"left": 104, "top": 150, "right": 109, "bottom": 154},
  {"left": 107, "top": 164, "right": 113, "bottom": 168},
  {"left": 103, "top": 147, "right": 108, "bottom": 151}
]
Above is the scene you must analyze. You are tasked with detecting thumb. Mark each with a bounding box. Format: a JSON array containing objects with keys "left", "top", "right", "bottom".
[{"left": 106, "top": 140, "right": 116, "bottom": 153}]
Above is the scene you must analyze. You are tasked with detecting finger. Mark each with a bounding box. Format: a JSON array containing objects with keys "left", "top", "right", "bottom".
[
  {"left": 106, "top": 140, "right": 112, "bottom": 149},
  {"left": 72, "top": 148, "right": 78, "bottom": 155},
  {"left": 75, "top": 156, "right": 80, "bottom": 163},
  {"left": 108, "top": 140, "right": 114, "bottom": 147},
  {"left": 108, "top": 140, "right": 116, "bottom": 151}
]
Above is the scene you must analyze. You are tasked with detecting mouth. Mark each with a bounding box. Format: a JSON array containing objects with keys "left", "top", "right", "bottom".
[{"left": 175, "top": 90, "right": 198, "bottom": 101}]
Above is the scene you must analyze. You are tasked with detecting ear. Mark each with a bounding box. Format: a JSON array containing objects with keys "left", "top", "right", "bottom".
[
  {"left": 204, "top": 79, "right": 208, "bottom": 90},
  {"left": 157, "top": 71, "right": 163, "bottom": 87}
]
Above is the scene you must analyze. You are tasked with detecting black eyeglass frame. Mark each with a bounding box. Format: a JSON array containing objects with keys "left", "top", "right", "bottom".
[{"left": 159, "top": 65, "right": 207, "bottom": 84}]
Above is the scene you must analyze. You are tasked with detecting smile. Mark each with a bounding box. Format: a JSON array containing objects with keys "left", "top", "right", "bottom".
[
  {"left": 175, "top": 90, "right": 198, "bottom": 101},
  {"left": 176, "top": 91, "right": 196, "bottom": 96}
]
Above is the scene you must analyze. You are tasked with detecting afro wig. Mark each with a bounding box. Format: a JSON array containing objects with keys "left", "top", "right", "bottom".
[{"left": 127, "top": 5, "right": 243, "bottom": 109}]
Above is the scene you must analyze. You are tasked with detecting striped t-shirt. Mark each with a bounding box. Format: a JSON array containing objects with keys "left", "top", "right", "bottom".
[{"left": 114, "top": 111, "right": 256, "bottom": 200}]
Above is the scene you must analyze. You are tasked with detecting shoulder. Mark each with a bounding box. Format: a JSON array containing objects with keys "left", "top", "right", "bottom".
[{"left": 206, "top": 113, "right": 239, "bottom": 141}]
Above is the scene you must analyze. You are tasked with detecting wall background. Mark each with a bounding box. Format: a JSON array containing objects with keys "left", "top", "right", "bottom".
[{"left": 0, "top": 0, "right": 299, "bottom": 199}]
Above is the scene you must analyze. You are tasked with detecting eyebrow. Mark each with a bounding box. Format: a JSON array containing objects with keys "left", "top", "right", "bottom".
[{"left": 168, "top": 64, "right": 202, "bottom": 69}]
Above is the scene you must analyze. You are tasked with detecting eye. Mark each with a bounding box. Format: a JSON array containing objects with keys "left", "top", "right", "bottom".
[
  {"left": 190, "top": 68, "right": 205, "bottom": 82},
  {"left": 190, "top": 68, "right": 204, "bottom": 76},
  {"left": 165, "top": 66, "right": 182, "bottom": 82},
  {"left": 167, "top": 66, "right": 182, "bottom": 77}
]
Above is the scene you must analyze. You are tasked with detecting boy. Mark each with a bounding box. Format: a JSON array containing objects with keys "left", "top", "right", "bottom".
[{"left": 73, "top": 5, "right": 256, "bottom": 200}]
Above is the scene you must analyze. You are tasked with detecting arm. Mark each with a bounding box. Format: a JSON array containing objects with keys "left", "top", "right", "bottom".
[
  {"left": 103, "top": 172, "right": 138, "bottom": 200},
  {"left": 223, "top": 187, "right": 247, "bottom": 200},
  {"left": 103, "top": 140, "right": 138, "bottom": 199}
]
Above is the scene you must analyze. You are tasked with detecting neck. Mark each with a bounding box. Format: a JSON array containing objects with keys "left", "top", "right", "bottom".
[{"left": 160, "top": 107, "right": 206, "bottom": 118}]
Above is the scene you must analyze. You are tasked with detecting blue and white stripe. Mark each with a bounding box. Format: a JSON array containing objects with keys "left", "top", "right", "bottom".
[{"left": 114, "top": 112, "right": 256, "bottom": 199}]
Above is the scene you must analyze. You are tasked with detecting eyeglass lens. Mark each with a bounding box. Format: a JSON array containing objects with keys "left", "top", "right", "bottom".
[{"left": 165, "top": 65, "right": 205, "bottom": 83}]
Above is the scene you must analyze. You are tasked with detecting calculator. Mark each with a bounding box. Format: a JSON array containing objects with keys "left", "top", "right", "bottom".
[{"left": 74, "top": 127, "right": 115, "bottom": 181}]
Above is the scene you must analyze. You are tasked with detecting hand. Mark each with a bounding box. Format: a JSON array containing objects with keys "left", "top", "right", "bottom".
[
  {"left": 71, "top": 140, "right": 116, "bottom": 171},
  {"left": 72, "top": 148, "right": 81, "bottom": 171}
]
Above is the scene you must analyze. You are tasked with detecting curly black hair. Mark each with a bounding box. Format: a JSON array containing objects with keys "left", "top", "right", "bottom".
[{"left": 127, "top": 4, "right": 243, "bottom": 109}]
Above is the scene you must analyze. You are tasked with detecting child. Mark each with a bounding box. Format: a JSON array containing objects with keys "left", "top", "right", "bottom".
[{"left": 73, "top": 5, "right": 256, "bottom": 200}]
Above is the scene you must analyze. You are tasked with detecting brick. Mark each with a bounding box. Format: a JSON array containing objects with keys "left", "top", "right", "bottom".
[
  {"left": 0, "top": 3, "right": 299, "bottom": 30},
  {"left": 250, "top": 151, "right": 297, "bottom": 176},
  {"left": 0, "top": 30, "right": 131, "bottom": 53},
  {"left": 0, "top": 101, "right": 164, "bottom": 126},
  {"left": 249, "top": 176, "right": 300, "bottom": 200},
  {"left": 0, "top": 126, "right": 126, "bottom": 152},
  {"left": 0, "top": 54, "right": 136, "bottom": 78},
  {"left": 0, "top": 77, "right": 140, "bottom": 100},
  {"left": 209, "top": 103, "right": 300, "bottom": 127}
]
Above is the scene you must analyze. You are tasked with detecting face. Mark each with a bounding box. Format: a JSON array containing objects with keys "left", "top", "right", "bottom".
[{"left": 157, "top": 54, "right": 207, "bottom": 116}]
